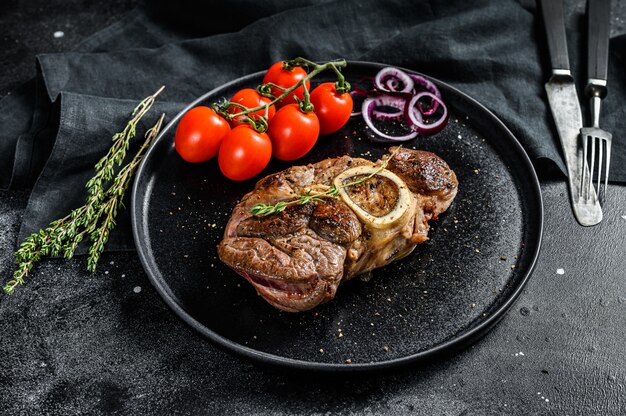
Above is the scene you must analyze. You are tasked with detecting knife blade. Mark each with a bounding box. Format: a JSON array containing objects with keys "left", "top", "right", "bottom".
[{"left": 540, "top": 0, "right": 602, "bottom": 226}]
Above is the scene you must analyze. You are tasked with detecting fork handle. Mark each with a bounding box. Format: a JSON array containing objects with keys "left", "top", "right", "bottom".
[
  {"left": 585, "top": 0, "right": 610, "bottom": 98},
  {"left": 589, "top": 95, "right": 602, "bottom": 128},
  {"left": 540, "top": 0, "right": 570, "bottom": 73}
]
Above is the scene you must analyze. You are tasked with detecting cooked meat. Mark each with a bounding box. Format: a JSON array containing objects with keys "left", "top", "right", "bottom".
[
  {"left": 217, "top": 147, "right": 458, "bottom": 312},
  {"left": 385, "top": 146, "right": 457, "bottom": 215},
  {"left": 308, "top": 198, "right": 362, "bottom": 244}
]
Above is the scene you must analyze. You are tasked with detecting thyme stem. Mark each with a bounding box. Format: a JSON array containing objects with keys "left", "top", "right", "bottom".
[
  {"left": 2, "top": 88, "right": 166, "bottom": 296},
  {"left": 87, "top": 113, "right": 165, "bottom": 272}
]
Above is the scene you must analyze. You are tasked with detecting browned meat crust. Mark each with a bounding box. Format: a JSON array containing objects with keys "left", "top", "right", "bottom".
[{"left": 217, "top": 147, "right": 458, "bottom": 312}]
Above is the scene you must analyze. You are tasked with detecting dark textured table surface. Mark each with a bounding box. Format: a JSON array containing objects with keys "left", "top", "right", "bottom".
[{"left": 2, "top": 1, "right": 626, "bottom": 415}]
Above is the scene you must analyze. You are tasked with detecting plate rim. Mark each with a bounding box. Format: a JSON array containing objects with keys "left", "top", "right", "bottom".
[{"left": 130, "top": 60, "right": 544, "bottom": 373}]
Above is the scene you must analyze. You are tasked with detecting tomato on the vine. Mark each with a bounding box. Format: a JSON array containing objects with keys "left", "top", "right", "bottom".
[
  {"left": 262, "top": 61, "right": 310, "bottom": 107},
  {"left": 267, "top": 104, "right": 320, "bottom": 161},
  {"left": 227, "top": 88, "right": 276, "bottom": 128},
  {"left": 310, "top": 82, "right": 353, "bottom": 134},
  {"left": 174, "top": 106, "right": 230, "bottom": 163},
  {"left": 218, "top": 126, "right": 272, "bottom": 181}
]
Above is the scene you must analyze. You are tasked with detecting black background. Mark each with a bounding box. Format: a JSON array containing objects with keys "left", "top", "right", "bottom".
[{"left": 1, "top": 0, "right": 626, "bottom": 415}]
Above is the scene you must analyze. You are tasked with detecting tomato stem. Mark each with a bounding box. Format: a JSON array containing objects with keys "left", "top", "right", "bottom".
[
  {"left": 328, "top": 63, "right": 351, "bottom": 94},
  {"left": 261, "top": 82, "right": 287, "bottom": 95},
  {"left": 215, "top": 58, "right": 348, "bottom": 131},
  {"left": 297, "top": 81, "right": 314, "bottom": 113}
]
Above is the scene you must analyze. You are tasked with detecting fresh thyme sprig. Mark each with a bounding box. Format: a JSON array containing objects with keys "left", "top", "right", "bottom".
[
  {"left": 83, "top": 86, "right": 165, "bottom": 220},
  {"left": 250, "top": 146, "right": 402, "bottom": 217},
  {"left": 2, "top": 88, "right": 166, "bottom": 296},
  {"left": 87, "top": 113, "right": 165, "bottom": 272}
]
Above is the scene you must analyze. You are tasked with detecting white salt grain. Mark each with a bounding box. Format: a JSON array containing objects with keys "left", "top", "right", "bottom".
[
  {"left": 556, "top": 268, "right": 565, "bottom": 275},
  {"left": 53, "top": 31, "right": 64, "bottom": 38},
  {"left": 133, "top": 286, "right": 142, "bottom": 293}
]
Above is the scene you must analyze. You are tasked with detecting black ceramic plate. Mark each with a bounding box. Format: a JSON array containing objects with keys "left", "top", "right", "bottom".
[{"left": 131, "top": 61, "right": 543, "bottom": 372}]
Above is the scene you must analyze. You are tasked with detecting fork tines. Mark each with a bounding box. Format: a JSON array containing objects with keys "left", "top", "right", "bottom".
[{"left": 581, "top": 127, "right": 612, "bottom": 204}]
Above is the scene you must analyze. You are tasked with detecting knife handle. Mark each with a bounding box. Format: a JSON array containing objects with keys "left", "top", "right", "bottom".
[
  {"left": 540, "top": 0, "right": 571, "bottom": 73},
  {"left": 585, "top": 0, "right": 610, "bottom": 98}
]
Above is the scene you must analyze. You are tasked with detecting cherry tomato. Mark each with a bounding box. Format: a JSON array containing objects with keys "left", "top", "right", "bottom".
[
  {"left": 267, "top": 104, "right": 320, "bottom": 161},
  {"left": 218, "top": 126, "right": 272, "bottom": 181},
  {"left": 310, "top": 82, "right": 353, "bottom": 134},
  {"left": 174, "top": 106, "right": 230, "bottom": 163},
  {"left": 227, "top": 88, "right": 276, "bottom": 128},
  {"left": 262, "top": 61, "right": 310, "bottom": 107}
]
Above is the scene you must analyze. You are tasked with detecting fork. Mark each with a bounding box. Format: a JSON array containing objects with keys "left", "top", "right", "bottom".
[{"left": 580, "top": 0, "right": 612, "bottom": 204}]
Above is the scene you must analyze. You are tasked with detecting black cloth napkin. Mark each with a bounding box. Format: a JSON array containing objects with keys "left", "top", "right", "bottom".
[{"left": 2, "top": 0, "right": 626, "bottom": 252}]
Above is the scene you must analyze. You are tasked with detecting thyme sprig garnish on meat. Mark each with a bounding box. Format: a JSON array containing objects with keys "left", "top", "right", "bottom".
[
  {"left": 2, "top": 88, "right": 166, "bottom": 296},
  {"left": 250, "top": 146, "right": 401, "bottom": 217}
]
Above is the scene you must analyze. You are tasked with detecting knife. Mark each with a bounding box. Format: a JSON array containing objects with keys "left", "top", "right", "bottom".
[{"left": 540, "top": 0, "right": 602, "bottom": 226}]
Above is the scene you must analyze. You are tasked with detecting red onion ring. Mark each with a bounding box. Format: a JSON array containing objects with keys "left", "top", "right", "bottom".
[
  {"left": 409, "top": 74, "right": 441, "bottom": 98},
  {"left": 374, "top": 67, "right": 414, "bottom": 94},
  {"left": 362, "top": 96, "right": 418, "bottom": 142},
  {"left": 353, "top": 67, "right": 449, "bottom": 140},
  {"left": 385, "top": 78, "right": 400, "bottom": 91},
  {"left": 373, "top": 107, "right": 403, "bottom": 121},
  {"left": 408, "top": 74, "right": 441, "bottom": 115},
  {"left": 405, "top": 92, "right": 448, "bottom": 134},
  {"left": 351, "top": 89, "right": 404, "bottom": 120}
]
